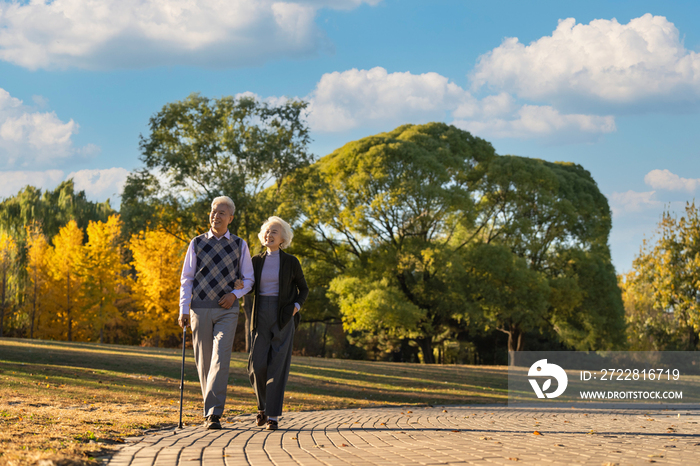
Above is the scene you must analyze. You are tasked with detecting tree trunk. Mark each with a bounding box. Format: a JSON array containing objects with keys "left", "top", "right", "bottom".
[
  {"left": 686, "top": 325, "right": 699, "bottom": 351},
  {"left": 504, "top": 326, "right": 525, "bottom": 366},
  {"left": 67, "top": 272, "right": 72, "bottom": 342},
  {"left": 417, "top": 337, "right": 435, "bottom": 364},
  {"left": 30, "top": 270, "right": 37, "bottom": 339},
  {"left": 321, "top": 323, "right": 328, "bottom": 357},
  {"left": 507, "top": 327, "right": 524, "bottom": 353},
  {"left": 99, "top": 279, "right": 104, "bottom": 344}
]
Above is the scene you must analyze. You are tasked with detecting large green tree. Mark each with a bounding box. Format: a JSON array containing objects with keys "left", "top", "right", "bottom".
[
  {"left": 286, "top": 123, "right": 625, "bottom": 362},
  {"left": 471, "top": 156, "right": 625, "bottom": 351},
  {"left": 121, "top": 93, "right": 312, "bottom": 246}
]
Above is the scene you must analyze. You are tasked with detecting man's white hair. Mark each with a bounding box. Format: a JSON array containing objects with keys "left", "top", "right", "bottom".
[
  {"left": 211, "top": 196, "right": 236, "bottom": 215},
  {"left": 258, "top": 216, "right": 293, "bottom": 249}
]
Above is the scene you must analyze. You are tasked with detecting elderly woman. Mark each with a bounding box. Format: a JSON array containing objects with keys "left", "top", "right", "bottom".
[{"left": 245, "top": 216, "right": 308, "bottom": 430}]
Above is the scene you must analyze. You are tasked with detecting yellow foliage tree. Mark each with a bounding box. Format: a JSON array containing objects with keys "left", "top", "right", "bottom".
[
  {"left": 0, "top": 232, "right": 18, "bottom": 337},
  {"left": 129, "top": 229, "right": 186, "bottom": 346},
  {"left": 25, "top": 227, "right": 51, "bottom": 339},
  {"left": 46, "top": 220, "right": 85, "bottom": 341},
  {"left": 80, "top": 215, "right": 127, "bottom": 343},
  {"left": 625, "top": 202, "right": 700, "bottom": 350}
]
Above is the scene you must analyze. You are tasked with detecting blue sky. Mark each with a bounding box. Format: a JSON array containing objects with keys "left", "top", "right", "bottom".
[{"left": 1, "top": 0, "right": 699, "bottom": 273}]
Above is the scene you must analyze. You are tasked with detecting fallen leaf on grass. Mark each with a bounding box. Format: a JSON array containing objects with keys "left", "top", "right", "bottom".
[
  {"left": 380, "top": 423, "right": 386, "bottom": 425},
  {"left": 451, "top": 430, "right": 460, "bottom": 433},
  {"left": 442, "top": 410, "right": 448, "bottom": 413},
  {"left": 507, "top": 458, "right": 518, "bottom": 461},
  {"left": 533, "top": 431, "right": 542, "bottom": 436},
  {"left": 479, "top": 436, "right": 492, "bottom": 440},
  {"left": 340, "top": 444, "right": 348, "bottom": 447},
  {"left": 291, "top": 437, "right": 297, "bottom": 440}
]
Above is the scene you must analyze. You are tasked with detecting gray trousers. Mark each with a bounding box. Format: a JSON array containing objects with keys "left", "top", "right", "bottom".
[
  {"left": 190, "top": 305, "right": 239, "bottom": 417},
  {"left": 248, "top": 296, "right": 295, "bottom": 417}
]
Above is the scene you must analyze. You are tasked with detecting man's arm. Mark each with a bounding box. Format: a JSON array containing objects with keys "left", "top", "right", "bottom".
[
  {"left": 178, "top": 238, "right": 197, "bottom": 327},
  {"left": 234, "top": 241, "right": 255, "bottom": 298},
  {"left": 218, "top": 240, "right": 255, "bottom": 309}
]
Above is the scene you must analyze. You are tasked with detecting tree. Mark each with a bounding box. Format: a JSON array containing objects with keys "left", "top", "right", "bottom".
[
  {"left": 0, "top": 181, "right": 113, "bottom": 247},
  {"left": 121, "top": 93, "right": 312, "bottom": 245},
  {"left": 624, "top": 202, "right": 700, "bottom": 350},
  {"left": 462, "top": 243, "right": 550, "bottom": 353},
  {"left": 289, "top": 123, "right": 496, "bottom": 363},
  {"left": 287, "top": 123, "right": 624, "bottom": 362},
  {"left": 25, "top": 227, "right": 50, "bottom": 339},
  {"left": 80, "top": 215, "right": 127, "bottom": 343},
  {"left": 46, "top": 221, "right": 85, "bottom": 341},
  {"left": 129, "top": 229, "right": 186, "bottom": 346},
  {"left": 122, "top": 93, "right": 313, "bottom": 348},
  {"left": 473, "top": 155, "right": 625, "bottom": 350},
  {"left": 620, "top": 272, "right": 680, "bottom": 350},
  {"left": 0, "top": 232, "right": 18, "bottom": 337}
]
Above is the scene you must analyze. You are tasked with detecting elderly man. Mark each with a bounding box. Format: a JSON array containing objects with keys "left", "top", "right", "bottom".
[{"left": 178, "top": 196, "right": 254, "bottom": 430}]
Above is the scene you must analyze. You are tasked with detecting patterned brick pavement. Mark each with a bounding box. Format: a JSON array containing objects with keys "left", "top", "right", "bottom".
[{"left": 106, "top": 406, "right": 700, "bottom": 466}]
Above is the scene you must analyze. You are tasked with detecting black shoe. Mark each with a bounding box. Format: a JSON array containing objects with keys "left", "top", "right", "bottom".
[
  {"left": 256, "top": 412, "right": 268, "bottom": 427},
  {"left": 266, "top": 419, "right": 278, "bottom": 431},
  {"left": 206, "top": 414, "right": 222, "bottom": 430}
]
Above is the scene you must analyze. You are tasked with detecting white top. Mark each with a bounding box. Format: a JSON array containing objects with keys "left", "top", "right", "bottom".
[
  {"left": 179, "top": 230, "right": 255, "bottom": 315},
  {"left": 259, "top": 249, "right": 280, "bottom": 296}
]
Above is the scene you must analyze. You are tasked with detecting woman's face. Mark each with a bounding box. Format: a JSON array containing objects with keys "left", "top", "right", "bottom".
[{"left": 263, "top": 223, "right": 284, "bottom": 251}]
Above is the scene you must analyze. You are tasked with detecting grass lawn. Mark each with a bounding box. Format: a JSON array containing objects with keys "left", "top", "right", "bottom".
[{"left": 0, "top": 337, "right": 507, "bottom": 466}]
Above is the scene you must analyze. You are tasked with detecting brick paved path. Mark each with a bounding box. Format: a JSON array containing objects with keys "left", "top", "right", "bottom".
[{"left": 107, "top": 406, "right": 700, "bottom": 465}]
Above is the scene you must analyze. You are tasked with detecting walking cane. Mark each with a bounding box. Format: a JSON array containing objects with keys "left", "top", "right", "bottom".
[{"left": 178, "top": 324, "right": 187, "bottom": 429}]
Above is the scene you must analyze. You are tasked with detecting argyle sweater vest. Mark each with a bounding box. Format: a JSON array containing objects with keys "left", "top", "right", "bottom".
[{"left": 191, "top": 233, "right": 242, "bottom": 309}]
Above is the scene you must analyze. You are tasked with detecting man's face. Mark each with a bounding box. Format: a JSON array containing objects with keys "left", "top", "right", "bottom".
[{"left": 209, "top": 203, "right": 234, "bottom": 231}]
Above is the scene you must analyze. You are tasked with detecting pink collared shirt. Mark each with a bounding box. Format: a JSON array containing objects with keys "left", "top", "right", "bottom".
[{"left": 179, "top": 230, "right": 255, "bottom": 315}]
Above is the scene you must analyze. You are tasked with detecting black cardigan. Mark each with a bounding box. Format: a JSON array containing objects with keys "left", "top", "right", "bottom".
[{"left": 250, "top": 249, "right": 309, "bottom": 331}]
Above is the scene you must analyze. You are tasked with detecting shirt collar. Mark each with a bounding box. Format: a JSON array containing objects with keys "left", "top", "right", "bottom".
[{"left": 206, "top": 229, "right": 231, "bottom": 240}]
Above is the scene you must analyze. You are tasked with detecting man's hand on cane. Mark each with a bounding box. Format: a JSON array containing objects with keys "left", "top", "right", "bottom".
[{"left": 178, "top": 314, "right": 190, "bottom": 328}]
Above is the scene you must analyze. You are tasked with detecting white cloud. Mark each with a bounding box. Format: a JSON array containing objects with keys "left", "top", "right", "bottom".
[
  {"left": 306, "top": 67, "right": 471, "bottom": 132},
  {"left": 304, "top": 67, "right": 615, "bottom": 141},
  {"left": 0, "top": 169, "right": 65, "bottom": 199},
  {"left": 644, "top": 169, "right": 700, "bottom": 192},
  {"left": 66, "top": 167, "right": 130, "bottom": 201},
  {"left": 609, "top": 190, "right": 661, "bottom": 216},
  {"left": 472, "top": 14, "right": 700, "bottom": 110},
  {"left": 0, "top": 0, "right": 380, "bottom": 70},
  {"left": 0, "top": 167, "right": 129, "bottom": 202},
  {"left": 453, "top": 105, "right": 615, "bottom": 141},
  {"left": 0, "top": 87, "right": 95, "bottom": 168}
]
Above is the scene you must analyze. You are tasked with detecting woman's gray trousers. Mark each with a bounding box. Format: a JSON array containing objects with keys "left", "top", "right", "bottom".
[{"left": 248, "top": 296, "right": 295, "bottom": 417}]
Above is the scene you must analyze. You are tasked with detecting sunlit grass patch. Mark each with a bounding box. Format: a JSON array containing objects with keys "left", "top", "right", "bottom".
[{"left": 0, "top": 338, "right": 506, "bottom": 465}]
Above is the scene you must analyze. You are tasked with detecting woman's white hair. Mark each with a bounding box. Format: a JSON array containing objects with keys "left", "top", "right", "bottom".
[
  {"left": 258, "top": 216, "right": 293, "bottom": 249},
  {"left": 211, "top": 196, "right": 236, "bottom": 215}
]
